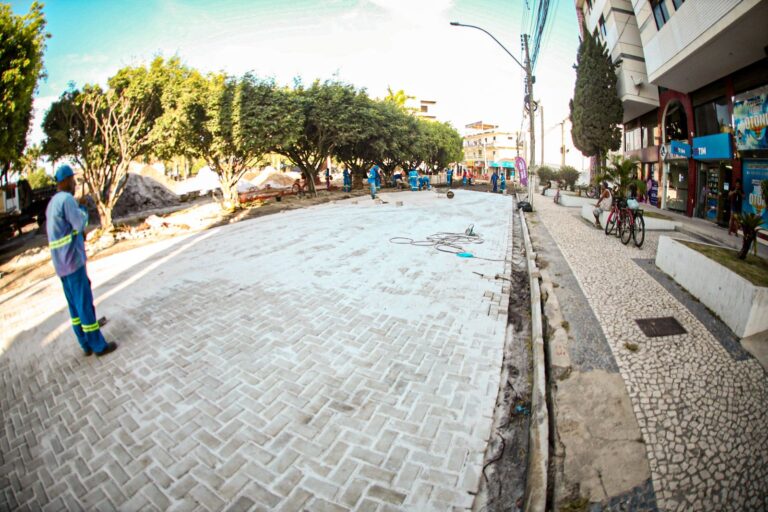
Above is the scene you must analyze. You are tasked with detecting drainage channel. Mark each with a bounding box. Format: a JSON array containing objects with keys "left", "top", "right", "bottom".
[{"left": 473, "top": 202, "right": 535, "bottom": 511}]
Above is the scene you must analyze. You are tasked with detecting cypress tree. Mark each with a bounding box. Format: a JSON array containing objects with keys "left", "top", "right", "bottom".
[{"left": 569, "top": 24, "right": 623, "bottom": 179}]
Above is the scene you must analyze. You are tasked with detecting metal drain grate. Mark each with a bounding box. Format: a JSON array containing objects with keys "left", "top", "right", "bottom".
[{"left": 636, "top": 317, "right": 687, "bottom": 338}]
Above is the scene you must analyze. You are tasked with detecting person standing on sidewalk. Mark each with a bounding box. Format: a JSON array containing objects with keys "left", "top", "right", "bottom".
[
  {"left": 46, "top": 165, "right": 118, "bottom": 358},
  {"left": 342, "top": 168, "right": 351, "bottom": 192},
  {"left": 728, "top": 179, "right": 744, "bottom": 235},
  {"left": 491, "top": 170, "right": 499, "bottom": 193}
]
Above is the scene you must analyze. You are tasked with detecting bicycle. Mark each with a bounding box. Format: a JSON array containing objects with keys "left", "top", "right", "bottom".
[
  {"left": 603, "top": 198, "right": 625, "bottom": 237},
  {"left": 618, "top": 206, "right": 645, "bottom": 247}
]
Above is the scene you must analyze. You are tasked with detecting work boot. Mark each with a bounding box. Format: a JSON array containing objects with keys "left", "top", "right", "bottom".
[{"left": 96, "top": 342, "right": 118, "bottom": 357}]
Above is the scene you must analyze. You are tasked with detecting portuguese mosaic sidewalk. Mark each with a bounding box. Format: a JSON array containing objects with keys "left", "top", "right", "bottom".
[{"left": 533, "top": 196, "right": 768, "bottom": 511}]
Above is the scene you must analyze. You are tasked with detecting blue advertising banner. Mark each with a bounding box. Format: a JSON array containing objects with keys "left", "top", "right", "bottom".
[
  {"left": 500, "top": 161, "right": 515, "bottom": 168},
  {"left": 734, "top": 85, "right": 768, "bottom": 151},
  {"left": 692, "top": 133, "right": 732, "bottom": 160},
  {"left": 742, "top": 160, "right": 768, "bottom": 230},
  {"left": 670, "top": 140, "right": 691, "bottom": 158}
]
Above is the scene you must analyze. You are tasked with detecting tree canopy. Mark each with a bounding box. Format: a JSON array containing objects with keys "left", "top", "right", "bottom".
[
  {"left": 0, "top": 2, "right": 48, "bottom": 180},
  {"left": 41, "top": 59, "right": 464, "bottom": 220},
  {"left": 569, "top": 25, "right": 623, "bottom": 174}
]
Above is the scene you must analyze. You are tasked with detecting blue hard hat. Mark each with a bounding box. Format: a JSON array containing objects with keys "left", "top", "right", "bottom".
[{"left": 55, "top": 164, "right": 75, "bottom": 183}]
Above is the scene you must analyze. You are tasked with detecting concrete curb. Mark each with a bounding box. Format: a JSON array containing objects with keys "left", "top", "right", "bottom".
[{"left": 519, "top": 206, "right": 549, "bottom": 512}]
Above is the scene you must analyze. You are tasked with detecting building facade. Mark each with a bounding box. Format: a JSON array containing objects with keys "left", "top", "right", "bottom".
[
  {"left": 577, "top": 0, "right": 768, "bottom": 225},
  {"left": 462, "top": 122, "right": 524, "bottom": 179}
]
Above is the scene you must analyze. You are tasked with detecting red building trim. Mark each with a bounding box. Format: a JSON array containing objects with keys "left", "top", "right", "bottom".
[{"left": 658, "top": 89, "right": 697, "bottom": 217}]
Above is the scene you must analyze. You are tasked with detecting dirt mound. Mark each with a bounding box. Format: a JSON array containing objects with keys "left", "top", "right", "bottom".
[
  {"left": 252, "top": 169, "right": 300, "bottom": 189},
  {"left": 113, "top": 173, "right": 180, "bottom": 218}
]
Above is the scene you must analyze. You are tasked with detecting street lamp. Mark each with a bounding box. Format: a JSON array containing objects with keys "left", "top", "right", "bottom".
[{"left": 450, "top": 21, "right": 537, "bottom": 203}]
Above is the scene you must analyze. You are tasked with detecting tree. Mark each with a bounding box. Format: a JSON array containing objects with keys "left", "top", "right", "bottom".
[
  {"left": 273, "top": 80, "right": 362, "bottom": 196},
  {"left": 536, "top": 165, "right": 558, "bottom": 184},
  {"left": 558, "top": 165, "right": 580, "bottom": 191},
  {"left": 384, "top": 86, "right": 415, "bottom": 112},
  {"left": 0, "top": 2, "right": 48, "bottom": 181},
  {"left": 334, "top": 93, "right": 387, "bottom": 185},
  {"left": 421, "top": 120, "right": 463, "bottom": 173},
  {"left": 570, "top": 25, "right": 623, "bottom": 178},
  {"left": 596, "top": 155, "right": 645, "bottom": 199},
  {"left": 26, "top": 168, "right": 54, "bottom": 189},
  {"left": 372, "top": 100, "right": 416, "bottom": 176},
  {"left": 43, "top": 59, "right": 168, "bottom": 230},
  {"left": 176, "top": 73, "right": 298, "bottom": 208},
  {"left": 735, "top": 213, "right": 763, "bottom": 260}
]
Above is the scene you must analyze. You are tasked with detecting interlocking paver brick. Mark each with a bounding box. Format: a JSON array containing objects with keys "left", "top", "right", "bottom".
[{"left": 0, "top": 192, "right": 514, "bottom": 509}]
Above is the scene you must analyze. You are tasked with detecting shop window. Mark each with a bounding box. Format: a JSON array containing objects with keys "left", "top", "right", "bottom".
[
  {"left": 651, "top": 0, "right": 670, "bottom": 29},
  {"left": 694, "top": 97, "right": 730, "bottom": 136},
  {"left": 672, "top": 0, "right": 684, "bottom": 9},
  {"left": 664, "top": 102, "right": 688, "bottom": 142}
]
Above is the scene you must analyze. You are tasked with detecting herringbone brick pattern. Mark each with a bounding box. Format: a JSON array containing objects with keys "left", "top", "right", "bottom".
[{"left": 0, "top": 192, "right": 515, "bottom": 510}]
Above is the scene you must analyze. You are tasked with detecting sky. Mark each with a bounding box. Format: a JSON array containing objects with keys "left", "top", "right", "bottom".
[{"left": 11, "top": 0, "right": 584, "bottom": 168}]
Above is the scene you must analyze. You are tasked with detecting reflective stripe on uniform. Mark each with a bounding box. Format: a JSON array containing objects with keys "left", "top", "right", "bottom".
[
  {"left": 49, "top": 230, "right": 79, "bottom": 250},
  {"left": 71, "top": 317, "right": 81, "bottom": 326},
  {"left": 82, "top": 322, "right": 100, "bottom": 333}
]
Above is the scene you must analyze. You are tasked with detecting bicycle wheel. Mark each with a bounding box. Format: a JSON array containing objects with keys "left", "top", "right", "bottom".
[
  {"left": 620, "top": 212, "right": 632, "bottom": 245},
  {"left": 633, "top": 214, "right": 645, "bottom": 247},
  {"left": 604, "top": 210, "right": 616, "bottom": 236}
]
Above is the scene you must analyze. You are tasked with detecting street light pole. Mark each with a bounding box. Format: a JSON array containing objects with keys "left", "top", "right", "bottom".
[{"left": 450, "top": 21, "right": 536, "bottom": 200}]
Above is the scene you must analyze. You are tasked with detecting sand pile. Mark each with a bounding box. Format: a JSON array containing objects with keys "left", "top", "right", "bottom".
[
  {"left": 113, "top": 173, "right": 180, "bottom": 218},
  {"left": 252, "top": 169, "right": 300, "bottom": 189}
]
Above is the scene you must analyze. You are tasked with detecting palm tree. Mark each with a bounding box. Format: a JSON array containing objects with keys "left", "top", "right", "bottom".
[
  {"left": 735, "top": 213, "right": 763, "bottom": 259},
  {"left": 595, "top": 155, "right": 646, "bottom": 199}
]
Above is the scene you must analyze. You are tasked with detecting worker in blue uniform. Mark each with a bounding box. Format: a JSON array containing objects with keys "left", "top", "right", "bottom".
[
  {"left": 500, "top": 171, "right": 507, "bottom": 193},
  {"left": 368, "top": 166, "right": 378, "bottom": 199},
  {"left": 408, "top": 169, "right": 419, "bottom": 191},
  {"left": 491, "top": 170, "right": 499, "bottom": 193},
  {"left": 446, "top": 167, "right": 453, "bottom": 187},
  {"left": 462, "top": 169, "right": 468, "bottom": 186},
  {"left": 47, "top": 165, "right": 117, "bottom": 357},
  {"left": 342, "top": 168, "right": 351, "bottom": 192}
]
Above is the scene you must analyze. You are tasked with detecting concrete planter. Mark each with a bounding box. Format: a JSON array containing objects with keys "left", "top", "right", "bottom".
[
  {"left": 655, "top": 236, "right": 768, "bottom": 338},
  {"left": 580, "top": 205, "right": 679, "bottom": 231}
]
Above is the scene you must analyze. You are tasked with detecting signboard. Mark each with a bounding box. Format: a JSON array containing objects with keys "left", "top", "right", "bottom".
[
  {"left": 692, "top": 133, "right": 732, "bottom": 160},
  {"left": 515, "top": 157, "right": 528, "bottom": 186},
  {"left": 647, "top": 178, "right": 659, "bottom": 207},
  {"left": 742, "top": 160, "right": 768, "bottom": 230},
  {"left": 500, "top": 161, "right": 515, "bottom": 168},
  {"left": 670, "top": 140, "right": 691, "bottom": 158},
  {"left": 733, "top": 85, "right": 768, "bottom": 151},
  {"left": 487, "top": 161, "right": 500, "bottom": 167}
]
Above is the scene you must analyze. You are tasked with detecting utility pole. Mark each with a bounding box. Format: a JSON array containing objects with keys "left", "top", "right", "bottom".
[
  {"left": 540, "top": 103, "right": 544, "bottom": 167},
  {"left": 560, "top": 119, "right": 567, "bottom": 167},
  {"left": 448, "top": 22, "right": 537, "bottom": 200},
  {"left": 523, "top": 34, "right": 536, "bottom": 203}
]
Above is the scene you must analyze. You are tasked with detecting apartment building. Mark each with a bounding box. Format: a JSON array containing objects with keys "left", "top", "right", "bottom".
[
  {"left": 462, "top": 122, "right": 524, "bottom": 178},
  {"left": 577, "top": 0, "right": 768, "bottom": 225}
]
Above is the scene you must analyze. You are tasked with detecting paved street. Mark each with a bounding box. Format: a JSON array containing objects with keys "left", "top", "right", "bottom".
[
  {"left": 533, "top": 197, "right": 768, "bottom": 511},
  {"left": 0, "top": 191, "right": 514, "bottom": 511}
]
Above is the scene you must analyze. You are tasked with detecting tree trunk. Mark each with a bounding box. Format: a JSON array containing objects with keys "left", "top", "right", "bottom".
[
  {"left": 220, "top": 179, "right": 239, "bottom": 211},
  {"left": 97, "top": 202, "right": 113, "bottom": 232},
  {"left": 738, "top": 232, "right": 755, "bottom": 260}
]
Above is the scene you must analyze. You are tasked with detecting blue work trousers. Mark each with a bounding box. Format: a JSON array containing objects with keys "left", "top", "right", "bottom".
[
  {"left": 369, "top": 182, "right": 376, "bottom": 198},
  {"left": 343, "top": 178, "right": 351, "bottom": 192},
  {"left": 60, "top": 265, "right": 108, "bottom": 354}
]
